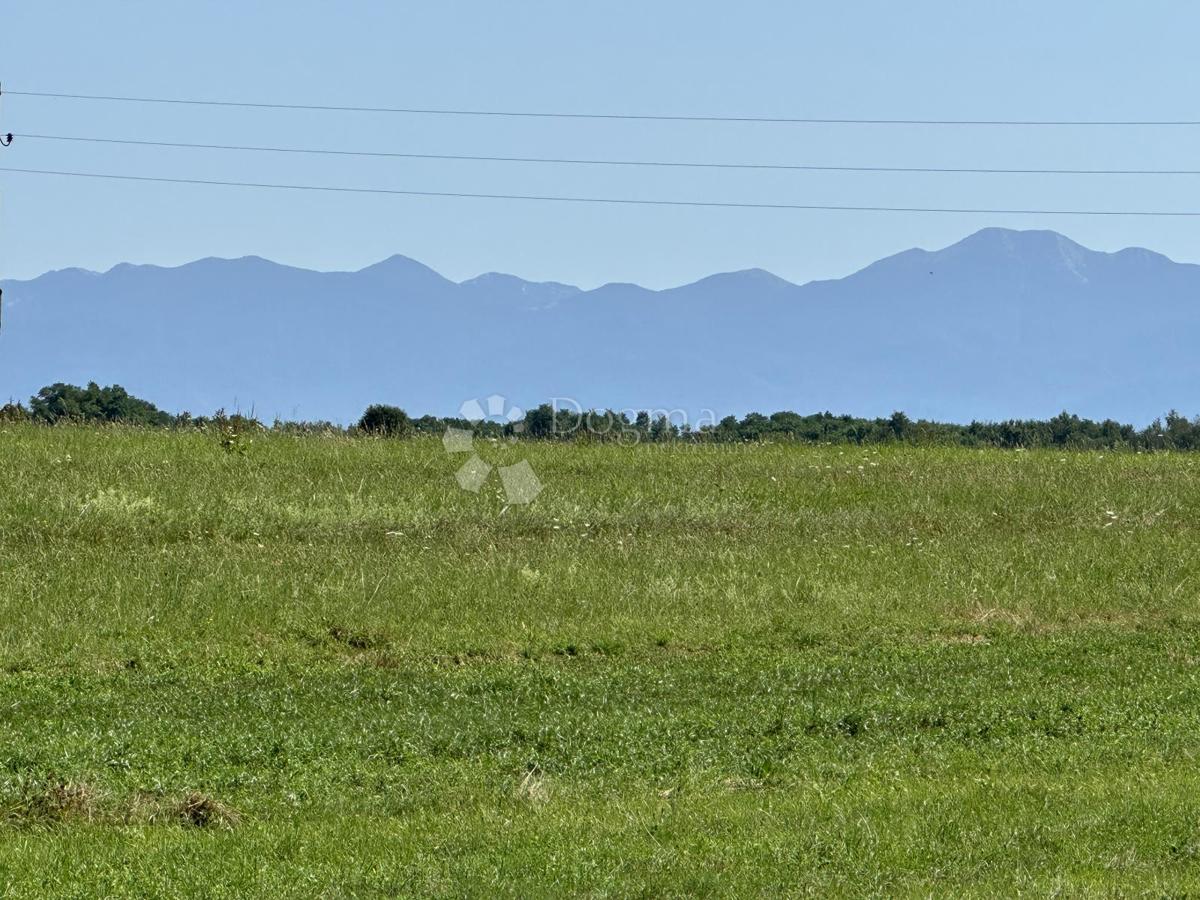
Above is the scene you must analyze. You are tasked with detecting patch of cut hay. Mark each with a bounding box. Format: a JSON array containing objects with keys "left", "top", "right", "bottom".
[
  {"left": 5, "top": 777, "right": 103, "bottom": 826},
  {"left": 966, "top": 603, "right": 1028, "bottom": 628},
  {"left": 172, "top": 792, "right": 240, "bottom": 829}
]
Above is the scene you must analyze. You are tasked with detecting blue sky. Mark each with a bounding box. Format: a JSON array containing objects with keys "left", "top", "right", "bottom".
[{"left": 2, "top": 1, "right": 1198, "bottom": 287}]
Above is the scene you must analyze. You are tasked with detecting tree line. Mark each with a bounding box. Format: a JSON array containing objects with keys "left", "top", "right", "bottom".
[{"left": 5, "top": 382, "right": 1200, "bottom": 451}]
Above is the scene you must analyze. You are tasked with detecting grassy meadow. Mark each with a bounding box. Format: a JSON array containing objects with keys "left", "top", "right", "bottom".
[{"left": 2, "top": 423, "right": 1200, "bottom": 896}]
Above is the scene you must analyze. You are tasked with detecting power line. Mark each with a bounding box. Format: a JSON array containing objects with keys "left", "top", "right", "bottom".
[
  {"left": 7, "top": 89, "right": 1200, "bottom": 127},
  {"left": 17, "top": 132, "right": 1200, "bottom": 176},
  {"left": 2, "top": 165, "right": 1200, "bottom": 216}
]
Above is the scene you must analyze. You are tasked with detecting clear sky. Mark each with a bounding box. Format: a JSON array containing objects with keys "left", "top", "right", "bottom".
[{"left": 2, "top": 1, "right": 1198, "bottom": 287}]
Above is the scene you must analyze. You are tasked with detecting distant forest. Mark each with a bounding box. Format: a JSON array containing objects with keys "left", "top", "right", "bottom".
[{"left": 5, "top": 381, "right": 1200, "bottom": 451}]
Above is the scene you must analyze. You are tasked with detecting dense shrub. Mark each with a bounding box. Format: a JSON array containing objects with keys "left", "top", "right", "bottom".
[
  {"left": 357, "top": 404, "right": 411, "bottom": 436},
  {"left": 0, "top": 401, "right": 29, "bottom": 423}
]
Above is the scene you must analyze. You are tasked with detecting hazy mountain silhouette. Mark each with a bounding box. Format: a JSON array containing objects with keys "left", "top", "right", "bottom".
[{"left": 2, "top": 228, "right": 1196, "bottom": 424}]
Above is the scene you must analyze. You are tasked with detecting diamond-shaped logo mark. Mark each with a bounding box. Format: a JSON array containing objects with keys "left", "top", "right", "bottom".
[
  {"left": 447, "top": 395, "right": 543, "bottom": 505},
  {"left": 456, "top": 455, "right": 493, "bottom": 492},
  {"left": 499, "top": 460, "right": 543, "bottom": 505},
  {"left": 442, "top": 427, "right": 475, "bottom": 454},
  {"left": 459, "top": 399, "right": 487, "bottom": 423}
]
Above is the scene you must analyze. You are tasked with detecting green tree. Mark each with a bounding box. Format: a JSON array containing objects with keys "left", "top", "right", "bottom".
[
  {"left": 28, "top": 383, "right": 172, "bottom": 426},
  {"left": 888, "top": 411, "right": 913, "bottom": 440},
  {"left": 357, "top": 404, "right": 411, "bottom": 436},
  {"left": 522, "top": 404, "right": 556, "bottom": 438}
]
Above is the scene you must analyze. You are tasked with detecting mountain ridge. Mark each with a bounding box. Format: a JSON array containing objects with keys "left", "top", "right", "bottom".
[
  {"left": 9, "top": 227, "right": 1190, "bottom": 293},
  {"left": 2, "top": 228, "right": 1197, "bottom": 424}
]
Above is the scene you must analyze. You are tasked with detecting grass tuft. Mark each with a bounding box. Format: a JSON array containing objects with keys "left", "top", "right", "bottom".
[
  {"left": 3, "top": 777, "right": 103, "bottom": 827},
  {"left": 171, "top": 792, "right": 239, "bottom": 830}
]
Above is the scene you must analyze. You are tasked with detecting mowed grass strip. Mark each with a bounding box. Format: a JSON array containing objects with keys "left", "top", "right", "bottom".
[{"left": 2, "top": 424, "right": 1200, "bottom": 895}]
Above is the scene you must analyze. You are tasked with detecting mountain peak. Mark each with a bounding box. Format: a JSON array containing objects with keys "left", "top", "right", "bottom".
[
  {"left": 353, "top": 254, "right": 453, "bottom": 291},
  {"left": 917, "top": 228, "right": 1094, "bottom": 283},
  {"left": 460, "top": 271, "right": 579, "bottom": 292},
  {"left": 949, "top": 227, "right": 1084, "bottom": 253},
  {"left": 668, "top": 267, "right": 798, "bottom": 296},
  {"left": 357, "top": 253, "right": 440, "bottom": 275},
  {"left": 458, "top": 272, "right": 582, "bottom": 308}
]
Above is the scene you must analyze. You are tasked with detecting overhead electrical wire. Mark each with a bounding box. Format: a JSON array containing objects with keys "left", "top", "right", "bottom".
[
  {"left": 16, "top": 132, "right": 1200, "bottom": 176},
  {"left": 6, "top": 89, "right": 1200, "bottom": 127},
  {"left": 5, "top": 88, "right": 1199, "bottom": 217},
  {"left": 2, "top": 165, "right": 1199, "bottom": 217}
]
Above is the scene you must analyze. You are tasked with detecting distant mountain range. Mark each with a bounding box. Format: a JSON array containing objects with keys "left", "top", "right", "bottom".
[{"left": 1, "top": 228, "right": 1197, "bottom": 424}]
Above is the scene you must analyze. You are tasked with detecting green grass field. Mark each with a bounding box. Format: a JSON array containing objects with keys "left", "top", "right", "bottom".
[{"left": 3, "top": 424, "right": 1200, "bottom": 896}]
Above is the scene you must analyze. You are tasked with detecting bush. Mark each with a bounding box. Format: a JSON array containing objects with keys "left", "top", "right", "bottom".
[
  {"left": 0, "top": 402, "right": 29, "bottom": 423},
  {"left": 357, "top": 404, "right": 411, "bottom": 436}
]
